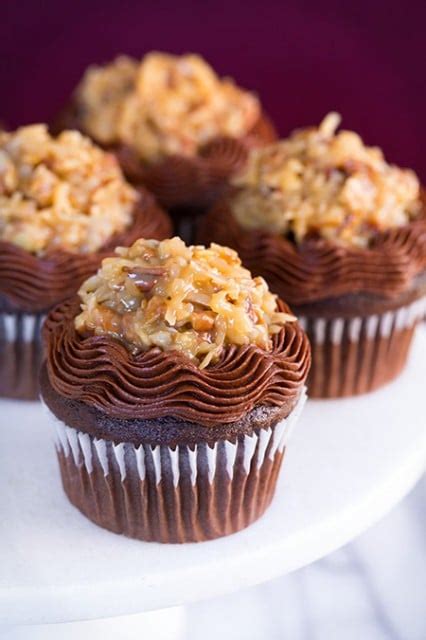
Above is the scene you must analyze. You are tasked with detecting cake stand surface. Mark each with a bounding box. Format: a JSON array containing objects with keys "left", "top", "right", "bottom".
[{"left": 1, "top": 329, "right": 425, "bottom": 626}]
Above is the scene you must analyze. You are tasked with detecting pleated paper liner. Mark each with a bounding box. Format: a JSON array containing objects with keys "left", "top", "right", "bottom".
[
  {"left": 0, "top": 311, "right": 45, "bottom": 400},
  {"left": 45, "top": 390, "right": 307, "bottom": 543},
  {"left": 299, "top": 296, "right": 426, "bottom": 398}
]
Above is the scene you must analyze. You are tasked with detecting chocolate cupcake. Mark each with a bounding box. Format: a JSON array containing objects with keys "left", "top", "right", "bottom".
[
  {"left": 0, "top": 125, "right": 172, "bottom": 400},
  {"left": 53, "top": 52, "right": 276, "bottom": 228},
  {"left": 199, "top": 113, "right": 426, "bottom": 398},
  {"left": 40, "top": 237, "right": 310, "bottom": 542}
]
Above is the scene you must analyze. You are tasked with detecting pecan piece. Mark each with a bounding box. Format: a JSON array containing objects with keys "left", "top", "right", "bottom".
[{"left": 122, "top": 265, "right": 166, "bottom": 292}]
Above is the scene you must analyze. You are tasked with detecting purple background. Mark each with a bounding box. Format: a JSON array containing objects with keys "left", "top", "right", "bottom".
[{"left": 2, "top": 0, "right": 425, "bottom": 178}]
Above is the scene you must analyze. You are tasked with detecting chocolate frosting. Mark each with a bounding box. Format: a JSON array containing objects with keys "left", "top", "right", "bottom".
[
  {"left": 43, "top": 297, "right": 310, "bottom": 429},
  {"left": 116, "top": 114, "right": 277, "bottom": 207},
  {"left": 52, "top": 104, "right": 277, "bottom": 209},
  {"left": 0, "top": 189, "right": 172, "bottom": 313},
  {"left": 198, "top": 194, "right": 426, "bottom": 306}
]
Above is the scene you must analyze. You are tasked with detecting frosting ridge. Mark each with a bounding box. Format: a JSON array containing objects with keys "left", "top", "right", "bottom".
[
  {"left": 53, "top": 102, "right": 277, "bottom": 209},
  {"left": 44, "top": 298, "right": 310, "bottom": 427},
  {"left": 0, "top": 189, "right": 172, "bottom": 312},
  {"left": 101, "top": 114, "right": 277, "bottom": 209},
  {"left": 199, "top": 195, "right": 426, "bottom": 305}
]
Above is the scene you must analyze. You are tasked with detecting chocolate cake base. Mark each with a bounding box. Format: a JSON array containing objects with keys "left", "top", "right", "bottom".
[
  {"left": 297, "top": 296, "right": 426, "bottom": 398},
  {"left": 0, "top": 311, "right": 44, "bottom": 400},
  {"left": 44, "top": 390, "right": 306, "bottom": 543}
]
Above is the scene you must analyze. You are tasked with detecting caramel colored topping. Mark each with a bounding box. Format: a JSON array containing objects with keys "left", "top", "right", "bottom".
[
  {"left": 76, "top": 52, "right": 260, "bottom": 161},
  {"left": 0, "top": 125, "right": 137, "bottom": 256},
  {"left": 232, "top": 113, "right": 421, "bottom": 248},
  {"left": 75, "top": 237, "right": 294, "bottom": 367}
]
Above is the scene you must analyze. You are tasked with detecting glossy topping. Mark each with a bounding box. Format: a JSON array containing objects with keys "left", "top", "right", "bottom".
[
  {"left": 44, "top": 297, "right": 310, "bottom": 427},
  {"left": 0, "top": 125, "right": 136, "bottom": 255},
  {"left": 0, "top": 189, "right": 172, "bottom": 313},
  {"left": 75, "top": 52, "right": 260, "bottom": 161},
  {"left": 75, "top": 237, "right": 294, "bottom": 368},
  {"left": 232, "top": 113, "right": 421, "bottom": 248},
  {"left": 201, "top": 194, "right": 426, "bottom": 304}
]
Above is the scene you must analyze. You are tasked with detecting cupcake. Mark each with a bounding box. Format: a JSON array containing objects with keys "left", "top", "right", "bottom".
[
  {"left": 53, "top": 52, "right": 276, "bottom": 223},
  {"left": 0, "top": 124, "right": 172, "bottom": 400},
  {"left": 40, "top": 237, "right": 310, "bottom": 542},
  {"left": 199, "top": 113, "right": 426, "bottom": 398}
]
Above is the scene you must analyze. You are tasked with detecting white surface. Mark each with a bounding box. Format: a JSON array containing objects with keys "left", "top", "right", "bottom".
[
  {"left": 187, "top": 479, "right": 426, "bottom": 640},
  {"left": 3, "top": 480, "right": 425, "bottom": 640},
  {"left": 1, "top": 329, "right": 425, "bottom": 626},
  {"left": 1, "top": 607, "right": 186, "bottom": 640}
]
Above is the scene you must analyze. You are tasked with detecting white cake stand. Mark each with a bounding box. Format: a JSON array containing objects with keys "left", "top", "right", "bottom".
[{"left": 1, "top": 329, "right": 425, "bottom": 630}]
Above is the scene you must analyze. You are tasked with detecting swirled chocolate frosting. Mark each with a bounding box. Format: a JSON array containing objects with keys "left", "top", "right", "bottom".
[
  {"left": 52, "top": 105, "right": 277, "bottom": 209},
  {"left": 199, "top": 195, "right": 426, "bottom": 306},
  {"left": 0, "top": 189, "right": 172, "bottom": 313},
  {"left": 43, "top": 297, "right": 310, "bottom": 428}
]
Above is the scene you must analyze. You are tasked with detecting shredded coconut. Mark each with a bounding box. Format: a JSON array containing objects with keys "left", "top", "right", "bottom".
[
  {"left": 0, "top": 125, "right": 137, "bottom": 255},
  {"left": 232, "top": 113, "right": 421, "bottom": 247},
  {"left": 76, "top": 52, "right": 260, "bottom": 161},
  {"left": 75, "top": 237, "right": 294, "bottom": 367}
]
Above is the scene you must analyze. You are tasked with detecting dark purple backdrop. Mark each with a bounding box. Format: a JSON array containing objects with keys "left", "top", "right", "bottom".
[{"left": 2, "top": 0, "right": 425, "bottom": 178}]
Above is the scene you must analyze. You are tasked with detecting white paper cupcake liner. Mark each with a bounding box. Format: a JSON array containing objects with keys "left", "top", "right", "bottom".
[
  {"left": 298, "top": 296, "right": 426, "bottom": 398},
  {"left": 0, "top": 311, "right": 45, "bottom": 400},
  {"left": 44, "top": 389, "right": 307, "bottom": 542}
]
